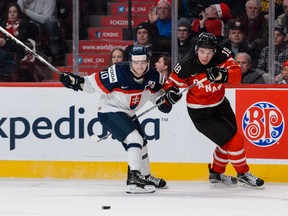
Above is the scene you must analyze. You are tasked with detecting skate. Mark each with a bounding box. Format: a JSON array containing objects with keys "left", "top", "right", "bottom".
[
  {"left": 126, "top": 170, "right": 156, "bottom": 194},
  {"left": 237, "top": 172, "right": 265, "bottom": 189},
  {"left": 145, "top": 174, "right": 168, "bottom": 189},
  {"left": 208, "top": 164, "right": 238, "bottom": 187}
]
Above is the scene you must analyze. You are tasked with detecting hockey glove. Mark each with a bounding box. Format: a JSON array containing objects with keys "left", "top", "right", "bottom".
[
  {"left": 60, "top": 72, "right": 84, "bottom": 91},
  {"left": 156, "top": 96, "right": 172, "bottom": 113},
  {"left": 165, "top": 86, "right": 182, "bottom": 105},
  {"left": 206, "top": 67, "right": 228, "bottom": 83}
]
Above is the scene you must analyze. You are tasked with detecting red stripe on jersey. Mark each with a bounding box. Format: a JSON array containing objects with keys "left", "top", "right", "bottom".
[{"left": 95, "top": 72, "right": 110, "bottom": 94}]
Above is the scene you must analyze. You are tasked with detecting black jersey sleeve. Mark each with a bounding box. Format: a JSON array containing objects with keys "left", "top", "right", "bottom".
[
  {"left": 173, "top": 54, "right": 208, "bottom": 79},
  {"left": 173, "top": 54, "right": 207, "bottom": 79},
  {"left": 172, "top": 46, "right": 232, "bottom": 80},
  {"left": 210, "top": 45, "right": 232, "bottom": 65}
]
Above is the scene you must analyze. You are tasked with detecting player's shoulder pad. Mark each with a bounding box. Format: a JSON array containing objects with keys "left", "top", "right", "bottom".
[
  {"left": 146, "top": 67, "right": 165, "bottom": 85},
  {"left": 107, "top": 62, "right": 130, "bottom": 83},
  {"left": 173, "top": 53, "right": 206, "bottom": 78}
]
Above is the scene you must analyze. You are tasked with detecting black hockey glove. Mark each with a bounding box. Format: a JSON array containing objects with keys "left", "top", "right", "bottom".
[
  {"left": 206, "top": 67, "right": 228, "bottom": 83},
  {"left": 164, "top": 86, "right": 182, "bottom": 105},
  {"left": 156, "top": 96, "right": 172, "bottom": 113},
  {"left": 60, "top": 72, "right": 84, "bottom": 91}
]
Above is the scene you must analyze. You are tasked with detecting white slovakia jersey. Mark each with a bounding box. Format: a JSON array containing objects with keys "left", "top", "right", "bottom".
[{"left": 82, "top": 62, "right": 166, "bottom": 117}]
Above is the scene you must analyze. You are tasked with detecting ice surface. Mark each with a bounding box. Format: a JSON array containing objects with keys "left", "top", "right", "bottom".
[{"left": 0, "top": 179, "right": 287, "bottom": 216}]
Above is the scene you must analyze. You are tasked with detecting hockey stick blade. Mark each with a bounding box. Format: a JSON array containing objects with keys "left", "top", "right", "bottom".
[
  {"left": 92, "top": 77, "right": 207, "bottom": 143},
  {"left": 0, "top": 26, "right": 61, "bottom": 75}
]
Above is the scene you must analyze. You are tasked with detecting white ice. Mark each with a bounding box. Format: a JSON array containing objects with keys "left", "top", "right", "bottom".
[{"left": 0, "top": 179, "right": 287, "bottom": 216}]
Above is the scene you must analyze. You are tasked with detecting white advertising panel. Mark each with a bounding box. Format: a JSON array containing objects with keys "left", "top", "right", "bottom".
[{"left": 1, "top": 87, "right": 235, "bottom": 162}]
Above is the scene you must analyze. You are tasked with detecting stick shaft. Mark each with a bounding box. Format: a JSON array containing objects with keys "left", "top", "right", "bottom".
[
  {"left": 0, "top": 26, "right": 61, "bottom": 75},
  {"left": 135, "top": 77, "right": 207, "bottom": 121},
  {"left": 96, "top": 100, "right": 165, "bottom": 142}
]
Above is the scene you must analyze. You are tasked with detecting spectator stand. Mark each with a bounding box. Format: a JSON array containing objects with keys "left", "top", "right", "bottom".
[{"left": 54, "top": 0, "right": 154, "bottom": 81}]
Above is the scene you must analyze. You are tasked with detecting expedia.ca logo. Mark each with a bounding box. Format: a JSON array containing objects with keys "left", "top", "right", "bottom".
[
  {"left": 0, "top": 106, "right": 161, "bottom": 151},
  {"left": 242, "top": 102, "right": 284, "bottom": 147}
]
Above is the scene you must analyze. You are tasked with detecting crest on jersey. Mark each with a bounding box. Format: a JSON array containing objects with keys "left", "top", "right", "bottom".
[
  {"left": 148, "top": 81, "right": 156, "bottom": 89},
  {"left": 242, "top": 102, "right": 284, "bottom": 147},
  {"left": 130, "top": 94, "right": 142, "bottom": 109}
]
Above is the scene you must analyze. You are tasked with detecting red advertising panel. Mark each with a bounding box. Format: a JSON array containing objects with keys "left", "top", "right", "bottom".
[
  {"left": 98, "top": 16, "right": 146, "bottom": 28},
  {"left": 109, "top": 2, "right": 154, "bottom": 16},
  {"left": 53, "top": 67, "right": 105, "bottom": 80},
  {"left": 79, "top": 40, "right": 132, "bottom": 53},
  {"left": 56, "top": 66, "right": 104, "bottom": 76},
  {"left": 66, "top": 53, "right": 110, "bottom": 67},
  {"left": 88, "top": 28, "right": 123, "bottom": 40},
  {"left": 236, "top": 89, "right": 288, "bottom": 159}
]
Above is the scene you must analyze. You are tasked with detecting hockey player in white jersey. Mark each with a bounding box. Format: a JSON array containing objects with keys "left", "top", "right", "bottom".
[{"left": 60, "top": 46, "right": 167, "bottom": 194}]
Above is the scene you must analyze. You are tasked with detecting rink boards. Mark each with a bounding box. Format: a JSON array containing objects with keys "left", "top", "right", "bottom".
[{"left": 0, "top": 83, "right": 287, "bottom": 182}]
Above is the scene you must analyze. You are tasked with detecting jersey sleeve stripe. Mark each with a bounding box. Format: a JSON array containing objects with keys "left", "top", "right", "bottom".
[{"left": 95, "top": 72, "right": 110, "bottom": 94}]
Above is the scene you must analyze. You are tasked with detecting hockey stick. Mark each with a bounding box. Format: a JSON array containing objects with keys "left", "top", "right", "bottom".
[
  {"left": 92, "top": 77, "right": 207, "bottom": 142},
  {"left": 0, "top": 26, "right": 61, "bottom": 75}
]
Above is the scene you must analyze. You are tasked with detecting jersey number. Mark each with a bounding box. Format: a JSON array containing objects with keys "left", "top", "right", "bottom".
[
  {"left": 222, "top": 47, "right": 231, "bottom": 57},
  {"left": 173, "top": 63, "right": 182, "bottom": 74},
  {"left": 100, "top": 71, "right": 109, "bottom": 79}
]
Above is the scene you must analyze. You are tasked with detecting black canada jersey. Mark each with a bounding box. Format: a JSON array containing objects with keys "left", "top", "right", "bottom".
[{"left": 175, "top": 46, "right": 233, "bottom": 79}]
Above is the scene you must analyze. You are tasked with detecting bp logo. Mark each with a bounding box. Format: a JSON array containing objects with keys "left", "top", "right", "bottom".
[{"left": 242, "top": 102, "right": 284, "bottom": 147}]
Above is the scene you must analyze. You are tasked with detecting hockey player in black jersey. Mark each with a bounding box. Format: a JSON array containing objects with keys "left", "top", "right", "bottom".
[{"left": 60, "top": 46, "right": 167, "bottom": 194}]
